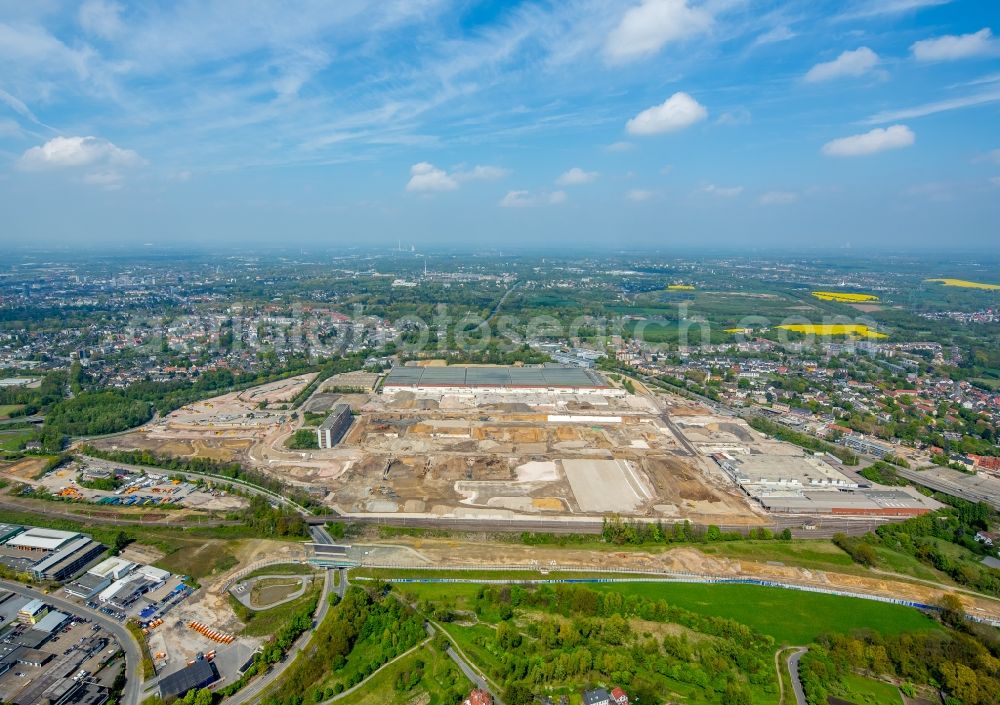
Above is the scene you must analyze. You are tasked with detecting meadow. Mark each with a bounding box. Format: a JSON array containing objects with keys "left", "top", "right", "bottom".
[
  {"left": 588, "top": 583, "right": 938, "bottom": 644},
  {"left": 387, "top": 578, "right": 939, "bottom": 645},
  {"left": 332, "top": 643, "right": 469, "bottom": 705}
]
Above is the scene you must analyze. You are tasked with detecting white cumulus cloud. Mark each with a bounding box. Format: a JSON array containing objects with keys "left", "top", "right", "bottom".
[
  {"left": 627, "top": 189, "right": 653, "bottom": 202},
  {"left": 499, "top": 190, "right": 566, "bottom": 207},
  {"left": 406, "top": 162, "right": 507, "bottom": 192},
  {"left": 605, "top": 0, "right": 713, "bottom": 63},
  {"left": 406, "top": 162, "right": 458, "bottom": 192},
  {"left": 702, "top": 184, "right": 743, "bottom": 197},
  {"left": 556, "top": 167, "right": 598, "bottom": 186},
  {"left": 759, "top": 191, "right": 799, "bottom": 205},
  {"left": 18, "top": 136, "right": 143, "bottom": 171},
  {"left": 822, "top": 125, "right": 915, "bottom": 156},
  {"left": 911, "top": 28, "right": 997, "bottom": 62},
  {"left": 626, "top": 92, "right": 707, "bottom": 135},
  {"left": 804, "top": 47, "right": 879, "bottom": 82}
]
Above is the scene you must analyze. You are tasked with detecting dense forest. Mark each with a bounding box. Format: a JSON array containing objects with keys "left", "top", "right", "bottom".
[
  {"left": 435, "top": 582, "right": 772, "bottom": 705},
  {"left": 261, "top": 586, "right": 429, "bottom": 705},
  {"left": 800, "top": 624, "right": 1000, "bottom": 705}
]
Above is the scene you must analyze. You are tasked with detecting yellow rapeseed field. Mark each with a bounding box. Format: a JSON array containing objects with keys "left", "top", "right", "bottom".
[
  {"left": 811, "top": 291, "right": 880, "bottom": 303},
  {"left": 667, "top": 284, "right": 696, "bottom": 291},
  {"left": 925, "top": 278, "right": 1000, "bottom": 290},
  {"left": 777, "top": 324, "right": 887, "bottom": 339}
]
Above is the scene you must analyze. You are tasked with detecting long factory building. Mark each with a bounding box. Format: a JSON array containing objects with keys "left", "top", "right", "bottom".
[{"left": 382, "top": 364, "right": 621, "bottom": 395}]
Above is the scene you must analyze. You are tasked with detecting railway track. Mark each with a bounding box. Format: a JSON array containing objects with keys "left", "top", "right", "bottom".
[{"left": 305, "top": 513, "right": 892, "bottom": 538}]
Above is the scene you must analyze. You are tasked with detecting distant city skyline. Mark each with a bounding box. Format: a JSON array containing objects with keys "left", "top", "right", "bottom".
[{"left": 1, "top": 0, "right": 998, "bottom": 248}]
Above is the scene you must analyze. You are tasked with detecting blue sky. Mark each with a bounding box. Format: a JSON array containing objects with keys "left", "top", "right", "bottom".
[{"left": 1, "top": 0, "right": 998, "bottom": 249}]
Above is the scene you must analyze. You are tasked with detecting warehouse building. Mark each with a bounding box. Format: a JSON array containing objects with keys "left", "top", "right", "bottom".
[
  {"left": 382, "top": 364, "right": 618, "bottom": 396},
  {"left": 5, "top": 527, "right": 82, "bottom": 552},
  {"left": 29, "top": 537, "right": 105, "bottom": 582},
  {"left": 710, "top": 453, "right": 939, "bottom": 517},
  {"left": 0, "top": 523, "right": 24, "bottom": 544},
  {"left": 759, "top": 489, "right": 939, "bottom": 517},
  {"left": 159, "top": 660, "right": 219, "bottom": 700},
  {"left": 317, "top": 403, "right": 353, "bottom": 449},
  {"left": 0, "top": 526, "right": 106, "bottom": 583},
  {"left": 32, "top": 610, "right": 70, "bottom": 634},
  {"left": 64, "top": 556, "right": 136, "bottom": 599},
  {"left": 0, "top": 525, "right": 104, "bottom": 582},
  {"left": 18, "top": 598, "right": 48, "bottom": 624}
]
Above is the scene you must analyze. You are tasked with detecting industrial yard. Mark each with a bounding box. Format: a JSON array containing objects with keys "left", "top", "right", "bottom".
[{"left": 84, "top": 363, "right": 952, "bottom": 530}]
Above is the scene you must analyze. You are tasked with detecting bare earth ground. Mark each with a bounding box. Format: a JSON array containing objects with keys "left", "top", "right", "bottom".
[
  {"left": 362, "top": 537, "right": 1000, "bottom": 621},
  {"left": 0, "top": 456, "right": 49, "bottom": 481},
  {"left": 145, "top": 538, "right": 305, "bottom": 676},
  {"left": 93, "top": 379, "right": 762, "bottom": 525}
]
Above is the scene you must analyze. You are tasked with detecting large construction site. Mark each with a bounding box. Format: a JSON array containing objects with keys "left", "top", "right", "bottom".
[{"left": 90, "top": 363, "right": 939, "bottom": 529}]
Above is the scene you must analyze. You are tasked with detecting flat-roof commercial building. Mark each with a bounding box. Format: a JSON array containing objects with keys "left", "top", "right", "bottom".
[
  {"left": 317, "top": 403, "right": 353, "bottom": 449},
  {"left": 383, "top": 364, "right": 616, "bottom": 395},
  {"left": 0, "top": 523, "right": 24, "bottom": 544},
  {"left": 0, "top": 525, "right": 105, "bottom": 583},
  {"left": 32, "top": 610, "right": 70, "bottom": 634},
  {"left": 5, "top": 527, "right": 81, "bottom": 552},
  {"left": 88, "top": 556, "right": 136, "bottom": 581},
  {"left": 159, "top": 660, "right": 219, "bottom": 700},
  {"left": 759, "top": 489, "right": 939, "bottom": 517},
  {"left": 30, "top": 538, "right": 105, "bottom": 582},
  {"left": 65, "top": 557, "right": 135, "bottom": 599},
  {"left": 18, "top": 598, "right": 48, "bottom": 624}
]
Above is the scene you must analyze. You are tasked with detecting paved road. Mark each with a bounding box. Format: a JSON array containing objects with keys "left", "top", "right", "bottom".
[
  {"left": 0, "top": 579, "right": 143, "bottom": 705},
  {"left": 437, "top": 623, "right": 503, "bottom": 705},
  {"left": 787, "top": 648, "right": 809, "bottom": 705},
  {"left": 896, "top": 467, "right": 1000, "bottom": 510},
  {"left": 319, "top": 626, "right": 433, "bottom": 705},
  {"left": 661, "top": 413, "right": 699, "bottom": 456},
  {"left": 226, "top": 524, "right": 338, "bottom": 705},
  {"left": 305, "top": 513, "right": 888, "bottom": 538}
]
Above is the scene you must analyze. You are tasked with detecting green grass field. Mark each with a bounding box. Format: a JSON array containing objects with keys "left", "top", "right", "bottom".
[
  {"left": 157, "top": 540, "right": 239, "bottom": 579},
  {"left": 833, "top": 674, "right": 903, "bottom": 705},
  {"left": 331, "top": 643, "right": 470, "bottom": 705},
  {"left": 0, "top": 404, "right": 25, "bottom": 419},
  {"left": 589, "top": 583, "right": 939, "bottom": 644},
  {"left": 241, "top": 562, "right": 313, "bottom": 580},
  {"left": 386, "top": 578, "right": 939, "bottom": 645},
  {"left": 236, "top": 577, "right": 321, "bottom": 637}
]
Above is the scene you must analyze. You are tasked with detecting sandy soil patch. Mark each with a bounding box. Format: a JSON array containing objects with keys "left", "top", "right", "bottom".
[
  {"left": 515, "top": 460, "right": 559, "bottom": 482},
  {"left": 563, "top": 458, "right": 653, "bottom": 512}
]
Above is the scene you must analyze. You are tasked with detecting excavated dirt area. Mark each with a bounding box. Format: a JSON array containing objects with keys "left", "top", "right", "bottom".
[
  {"left": 92, "top": 377, "right": 765, "bottom": 524},
  {"left": 146, "top": 539, "right": 306, "bottom": 676}
]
